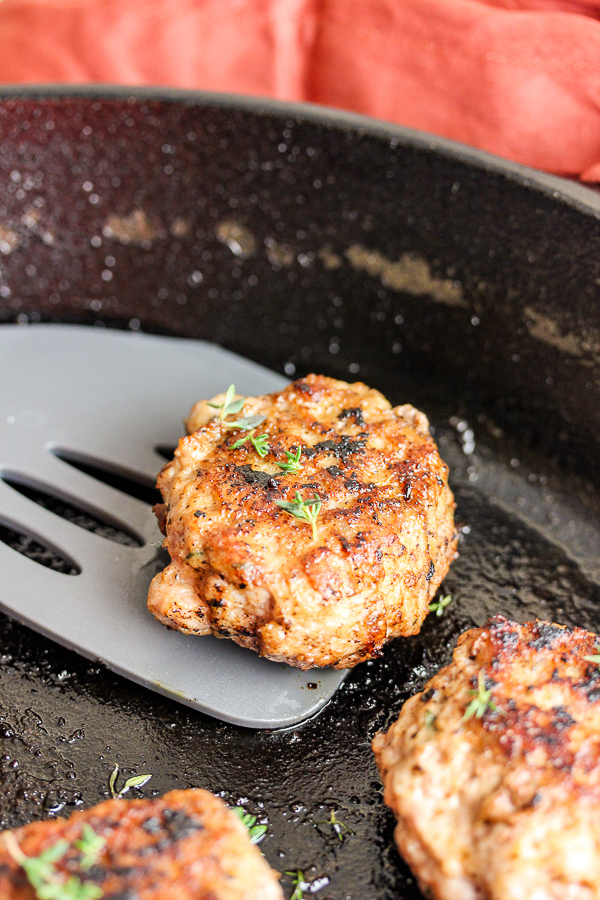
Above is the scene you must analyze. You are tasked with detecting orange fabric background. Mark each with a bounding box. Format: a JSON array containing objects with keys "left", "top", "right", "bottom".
[{"left": 0, "top": 0, "right": 599, "bottom": 179}]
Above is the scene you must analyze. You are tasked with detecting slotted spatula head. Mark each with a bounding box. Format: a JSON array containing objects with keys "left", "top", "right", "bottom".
[{"left": 0, "top": 324, "right": 346, "bottom": 728}]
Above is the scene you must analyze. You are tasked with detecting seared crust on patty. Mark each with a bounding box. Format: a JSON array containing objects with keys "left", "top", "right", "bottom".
[
  {"left": 373, "top": 616, "right": 600, "bottom": 900},
  {"left": 148, "top": 374, "right": 457, "bottom": 669},
  {"left": 0, "top": 789, "right": 283, "bottom": 900}
]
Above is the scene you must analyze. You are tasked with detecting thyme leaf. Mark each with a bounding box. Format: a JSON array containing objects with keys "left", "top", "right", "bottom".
[
  {"left": 3, "top": 829, "right": 104, "bottom": 900},
  {"left": 275, "top": 492, "right": 322, "bottom": 541},
  {"left": 428, "top": 594, "right": 452, "bottom": 617},
  {"left": 232, "top": 432, "right": 270, "bottom": 458},
  {"left": 109, "top": 764, "right": 152, "bottom": 799},
  {"left": 462, "top": 670, "right": 500, "bottom": 721},
  {"left": 232, "top": 806, "right": 268, "bottom": 844},
  {"left": 275, "top": 446, "right": 303, "bottom": 475},
  {"left": 207, "top": 384, "right": 245, "bottom": 421},
  {"left": 584, "top": 644, "right": 600, "bottom": 665},
  {"left": 224, "top": 414, "right": 266, "bottom": 432}
]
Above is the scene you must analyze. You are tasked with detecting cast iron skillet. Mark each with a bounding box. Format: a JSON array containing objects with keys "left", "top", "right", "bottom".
[{"left": 2, "top": 86, "right": 600, "bottom": 899}]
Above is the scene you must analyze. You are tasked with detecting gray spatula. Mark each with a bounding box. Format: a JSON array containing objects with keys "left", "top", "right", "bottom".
[{"left": 0, "top": 324, "right": 346, "bottom": 728}]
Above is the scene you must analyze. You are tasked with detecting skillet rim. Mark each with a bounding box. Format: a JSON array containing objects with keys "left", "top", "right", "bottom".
[
  {"left": 0, "top": 82, "right": 598, "bottom": 220},
  {"left": 1, "top": 81, "right": 600, "bottom": 900}
]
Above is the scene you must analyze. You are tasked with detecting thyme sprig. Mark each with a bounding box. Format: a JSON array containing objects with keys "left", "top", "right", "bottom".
[
  {"left": 276, "top": 492, "right": 322, "bottom": 541},
  {"left": 109, "top": 764, "right": 152, "bottom": 799},
  {"left": 284, "top": 870, "right": 327, "bottom": 900},
  {"left": 75, "top": 826, "right": 106, "bottom": 871},
  {"left": 232, "top": 807, "right": 268, "bottom": 844},
  {"left": 463, "top": 670, "right": 499, "bottom": 721},
  {"left": 3, "top": 828, "right": 105, "bottom": 900},
  {"left": 207, "top": 384, "right": 267, "bottom": 433},
  {"left": 429, "top": 594, "right": 452, "bottom": 617},
  {"left": 584, "top": 644, "right": 600, "bottom": 666},
  {"left": 207, "top": 384, "right": 245, "bottom": 421},
  {"left": 285, "top": 869, "right": 309, "bottom": 900},
  {"left": 231, "top": 432, "right": 270, "bottom": 457},
  {"left": 275, "top": 447, "right": 303, "bottom": 475},
  {"left": 314, "top": 809, "right": 354, "bottom": 842}
]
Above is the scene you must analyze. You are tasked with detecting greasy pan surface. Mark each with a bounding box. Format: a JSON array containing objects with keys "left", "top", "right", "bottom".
[{"left": 2, "top": 88, "right": 600, "bottom": 898}]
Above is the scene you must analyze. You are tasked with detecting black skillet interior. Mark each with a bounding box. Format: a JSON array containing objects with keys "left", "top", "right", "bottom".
[{"left": 2, "top": 88, "right": 600, "bottom": 898}]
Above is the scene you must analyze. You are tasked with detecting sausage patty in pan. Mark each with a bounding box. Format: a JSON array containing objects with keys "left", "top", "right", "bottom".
[
  {"left": 0, "top": 789, "right": 283, "bottom": 899},
  {"left": 148, "top": 375, "right": 457, "bottom": 669},
  {"left": 373, "top": 616, "right": 600, "bottom": 900}
]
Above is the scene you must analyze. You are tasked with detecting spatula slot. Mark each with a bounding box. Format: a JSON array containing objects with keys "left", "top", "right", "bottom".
[
  {"left": 0, "top": 515, "right": 80, "bottom": 575},
  {"left": 1, "top": 473, "right": 143, "bottom": 548},
  {"left": 51, "top": 449, "right": 161, "bottom": 507},
  {"left": 154, "top": 444, "right": 177, "bottom": 461}
]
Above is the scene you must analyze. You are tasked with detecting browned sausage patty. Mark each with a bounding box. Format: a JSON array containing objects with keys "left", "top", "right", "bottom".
[
  {"left": 0, "top": 789, "right": 283, "bottom": 899},
  {"left": 148, "top": 374, "right": 457, "bottom": 669},
  {"left": 373, "top": 616, "right": 600, "bottom": 900}
]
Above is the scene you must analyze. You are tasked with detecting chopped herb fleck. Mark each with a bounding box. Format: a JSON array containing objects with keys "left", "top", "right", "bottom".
[
  {"left": 275, "top": 492, "right": 322, "bottom": 541},
  {"left": 3, "top": 829, "right": 104, "bottom": 900},
  {"left": 75, "top": 825, "right": 106, "bottom": 871},
  {"left": 429, "top": 594, "right": 452, "bottom": 617},
  {"left": 315, "top": 809, "right": 354, "bottom": 842},
  {"left": 424, "top": 710, "right": 436, "bottom": 728},
  {"left": 285, "top": 869, "right": 309, "bottom": 900},
  {"left": 463, "top": 670, "right": 500, "bottom": 721},
  {"left": 275, "top": 446, "right": 303, "bottom": 475},
  {"left": 232, "top": 432, "right": 270, "bottom": 458},
  {"left": 109, "top": 764, "right": 152, "bottom": 799},
  {"left": 186, "top": 549, "right": 204, "bottom": 560},
  {"left": 284, "top": 870, "right": 327, "bottom": 900},
  {"left": 232, "top": 806, "right": 268, "bottom": 844},
  {"left": 584, "top": 644, "right": 600, "bottom": 666}
]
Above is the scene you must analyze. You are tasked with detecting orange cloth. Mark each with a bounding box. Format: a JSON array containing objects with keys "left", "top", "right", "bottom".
[{"left": 0, "top": 0, "right": 599, "bottom": 179}]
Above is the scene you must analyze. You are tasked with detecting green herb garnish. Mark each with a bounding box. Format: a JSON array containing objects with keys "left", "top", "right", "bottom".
[
  {"left": 3, "top": 829, "right": 104, "bottom": 900},
  {"left": 109, "top": 764, "right": 152, "bottom": 800},
  {"left": 186, "top": 549, "right": 204, "bottom": 560},
  {"left": 232, "top": 806, "right": 268, "bottom": 844},
  {"left": 462, "top": 670, "right": 499, "bottom": 721},
  {"left": 224, "top": 414, "right": 266, "bottom": 432},
  {"left": 75, "top": 825, "right": 106, "bottom": 871},
  {"left": 285, "top": 869, "right": 309, "bottom": 900},
  {"left": 424, "top": 710, "right": 436, "bottom": 728},
  {"left": 584, "top": 644, "right": 600, "bottom": 665},
  {"left": 207, "top": 384, "right": 268, "bottom": 433},
  {"left": 275, "top": 446, "right": 303, "bottom": 475},
  {"left": 207, "top": 384, "right": 245, "bottom": 421},
  {"left": 275, "top": 492, "right": 322, "bottom": 541},
  {"left": 429, "top": 594, "right": 452, "bottom": 617},
  {"left": 231, "top": 432, "right": 270, "bottom": 458},
  {"left": 315, "top": 809, "right": 353, "bottom": 842}
]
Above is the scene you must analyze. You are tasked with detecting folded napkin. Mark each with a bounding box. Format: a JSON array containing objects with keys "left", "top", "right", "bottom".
[{"left": 1, "top": 0, "right": 599, "bottom": 179}]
